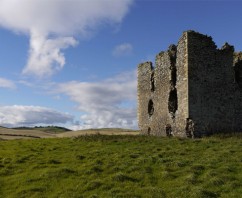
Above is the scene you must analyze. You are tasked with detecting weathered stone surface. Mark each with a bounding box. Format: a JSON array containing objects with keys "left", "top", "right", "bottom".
[{"left": 137, "top": 30, "right": 242, "bottom": 137}]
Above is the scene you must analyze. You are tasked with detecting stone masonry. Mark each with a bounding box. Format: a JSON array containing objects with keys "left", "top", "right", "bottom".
[{"left": 137, "top": 30, "right": 242, "bottom": 138}]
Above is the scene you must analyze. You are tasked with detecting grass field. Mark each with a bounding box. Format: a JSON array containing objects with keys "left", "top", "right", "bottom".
[
  {"left": 0, "top": 127, "right": 139, "bottom": 140},
  {"left": 0, "top": 134, "right": 242, "bottom": 198}
]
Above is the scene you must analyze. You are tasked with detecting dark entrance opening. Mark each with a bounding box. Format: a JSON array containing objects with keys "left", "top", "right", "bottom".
[
  {"left": 147, "top": 127, "right": 151, "bottom": 135},
  {"left": 165, "top": 124, "right": 172, "bottom": 137},
  {"left": 186, "top": 118, "right": 194, "bottom": 138}
]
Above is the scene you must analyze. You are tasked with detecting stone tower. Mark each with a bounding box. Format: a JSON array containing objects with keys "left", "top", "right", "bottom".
[{"left": 137, "top": 30, "right": 242, "bottom": 138}]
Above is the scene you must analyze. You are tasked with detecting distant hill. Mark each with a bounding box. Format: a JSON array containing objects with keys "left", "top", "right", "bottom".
[
  {"left": 13, "top": 126, "right": 71, "bottom": 133},
  {"left": 0, "top": 127, "right": 56, "bottom": 140},
  {"left": 0, "top": 126, "right": 139, "bottom": 140}
]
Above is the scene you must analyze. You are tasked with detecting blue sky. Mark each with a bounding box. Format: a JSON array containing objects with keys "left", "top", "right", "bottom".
[{"left": 0, "top": 0, "right": 242, "bottom": 129}]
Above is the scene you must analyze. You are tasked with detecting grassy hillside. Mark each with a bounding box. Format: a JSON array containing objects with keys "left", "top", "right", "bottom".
[
  {"left": 0, "top": 135, "right": 242, "bottom": 197},
  {"left": 0, "top": 127, "right": 56, "bottom": 140},
  {"left": 0, "top": 127, "right": 138, "bottom": 140},
  {"left": 13, "top": 126, "right": 71, "bottom": 133}
]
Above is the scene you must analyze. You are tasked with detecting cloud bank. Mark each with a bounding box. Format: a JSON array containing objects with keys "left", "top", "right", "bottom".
[
  {"left": 56, "top": 71, "right": 137, "bottom": 129},
  {"left": 0, "top": 0, "right": 133, "bottom": 77},
  {"left": 0, "top": 78, "right": 16, "bottom": 89},
  {"left": 0, "top": 105, "right": 73, "bottom": 127}
]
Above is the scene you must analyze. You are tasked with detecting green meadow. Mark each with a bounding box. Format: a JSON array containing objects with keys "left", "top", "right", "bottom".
[{"left": 0, "top": 135, "right": 242, "bottom": 198}]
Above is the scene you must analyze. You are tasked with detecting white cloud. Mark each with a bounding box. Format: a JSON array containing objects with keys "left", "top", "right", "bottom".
[
  {"left": 55, "top": 71, "right": 137, "bottom": 129},
  {"left": 22, "top": 32, "right": 78, "bottom": 77},
  {"left": 0, "top": 105, "right": 73, "bottom": 127},
  {"left": 0, "top": 78, "right": 16, "bottom": 89},
  {"left": 112, "top": 43, "right": 133, "bottom": 57},
  {"left": 0, "top": 0, "right": 133, "bottom": 77}
]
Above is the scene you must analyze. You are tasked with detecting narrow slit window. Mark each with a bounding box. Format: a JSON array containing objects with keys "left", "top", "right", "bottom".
[
  {"left": 148, "top": 99, "right": 154, "bottom": 116},
  {"left": 151, "top": 72, "right": 155, "bottom": 91}
]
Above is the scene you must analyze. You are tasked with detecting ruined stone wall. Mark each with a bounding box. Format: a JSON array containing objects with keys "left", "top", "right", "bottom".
[
  {"left": 137, "top": 62, "right": 154, "bottom": 135},
  {"left": 187, "top": 31, "right": 219, "bottom": 136},
  {"left": 137, "top": 32, "right": 189, "bottom": 137},
  {"left": 137, "top": 30, "right": 242, "bottom": 137},
  {"left": 174, "top": 32, "right": 189, "bottom": 136},
  {"left": 187, "top": 31, "right": 242, "bottom": 136},
  {"left": 233, "top": 52, "right": 242, "bottom": 132},
  {"left": 234, "top": 52, "right": 242, "bottom": 87}
]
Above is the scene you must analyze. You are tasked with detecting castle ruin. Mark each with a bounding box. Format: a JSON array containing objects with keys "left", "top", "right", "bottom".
[{"left": 137, "top": 30, "right": 242, "bottom": 138}]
